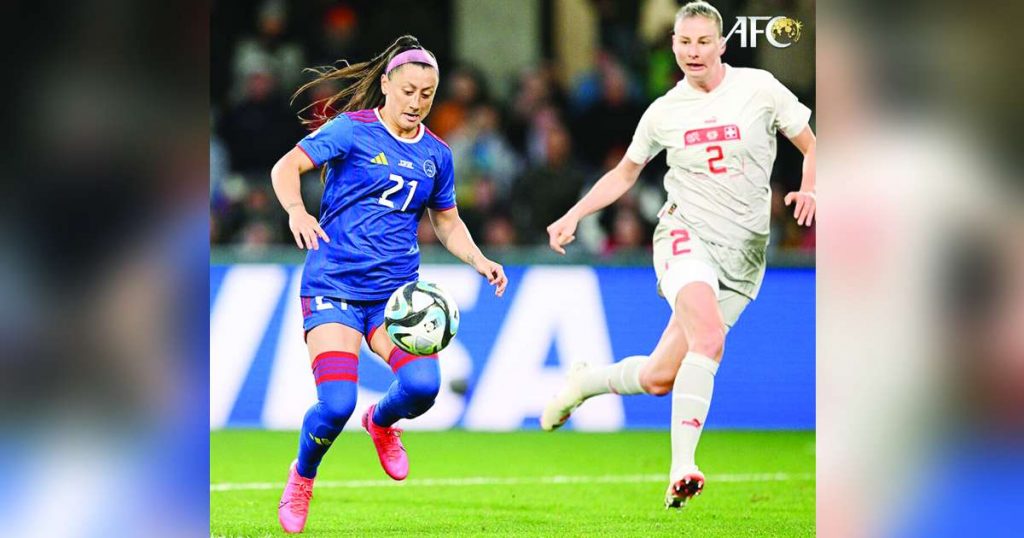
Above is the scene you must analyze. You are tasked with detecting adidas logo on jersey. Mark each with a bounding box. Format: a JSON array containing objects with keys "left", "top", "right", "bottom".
[{"left": 370, "top": 152, "right": 389, "bottom": 165}]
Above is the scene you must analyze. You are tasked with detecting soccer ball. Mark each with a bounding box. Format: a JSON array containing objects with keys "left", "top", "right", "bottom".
[{"left": 384, "top": 281, "right": 460, "bottom": 356}]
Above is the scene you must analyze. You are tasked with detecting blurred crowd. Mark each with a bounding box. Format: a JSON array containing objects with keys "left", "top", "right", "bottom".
[{"left": 211, "top": 0, "right": 815, "bottom": 257}]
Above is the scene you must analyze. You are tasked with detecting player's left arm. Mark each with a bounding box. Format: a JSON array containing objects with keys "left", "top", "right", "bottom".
[
  {"left": 428, "top": 207, "right": 508, "bottom": 297},
  {"left": 784, "top": 125, "right": 816, "bottom": 227}
]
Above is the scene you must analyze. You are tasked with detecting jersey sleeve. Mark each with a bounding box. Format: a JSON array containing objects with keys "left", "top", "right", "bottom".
[
  {"left": 767, "top": 75, "right": 812, "bottom": 138},
  {"left": 625, "top": 103, "right": 665, "bottom": 165},
  {"left": 296, "top": 115, "right": 354, "bottom": 167},
  {"left": 428, "top": 149, "right": 456, "bottom": 211}
]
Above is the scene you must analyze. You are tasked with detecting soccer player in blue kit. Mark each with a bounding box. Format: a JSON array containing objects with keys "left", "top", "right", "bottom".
[{"left": 269, "top": 36, "right": 508, "bottom": 533}]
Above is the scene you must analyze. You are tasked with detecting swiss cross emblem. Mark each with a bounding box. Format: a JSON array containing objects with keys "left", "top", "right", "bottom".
[{"left": 725, "top": 126, "right": 738, "bottom": 139}]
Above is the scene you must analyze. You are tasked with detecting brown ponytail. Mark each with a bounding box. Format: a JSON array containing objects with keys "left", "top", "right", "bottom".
[
  {"left": 292, "top": 34, "right": 435, "bottom": 128},
  {"left": 291, "top": 35, "right": 435, "bottom": 182}
]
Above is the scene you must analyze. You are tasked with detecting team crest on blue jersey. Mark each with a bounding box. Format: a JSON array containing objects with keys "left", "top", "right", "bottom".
[{"left": 423, "top": 159, "right": 436, "bottom": 178}]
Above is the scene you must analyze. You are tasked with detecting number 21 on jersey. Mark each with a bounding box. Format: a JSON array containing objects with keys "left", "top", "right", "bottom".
[{"left": 378, "top": 173, "right": 419, "bottom": 211}]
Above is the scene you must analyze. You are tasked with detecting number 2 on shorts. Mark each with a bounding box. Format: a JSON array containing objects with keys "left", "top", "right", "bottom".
[{"left": 671, "top": 229, "right": 691, "bottom": 255}]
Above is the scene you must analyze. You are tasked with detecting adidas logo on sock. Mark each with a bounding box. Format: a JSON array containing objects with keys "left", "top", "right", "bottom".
[
  {"left": 308, "top": 432, "right": 334, "bottom": 446},
  {"left": 370, "top": 152, "right": 388, "bottom": 165}
]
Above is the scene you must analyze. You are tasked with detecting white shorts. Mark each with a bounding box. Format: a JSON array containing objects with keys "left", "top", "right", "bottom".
[{"left": 652, "top": 205, "right": 756, "bottom": 329}]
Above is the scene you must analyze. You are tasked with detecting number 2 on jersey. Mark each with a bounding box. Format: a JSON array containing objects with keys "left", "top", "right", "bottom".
[
  {"left": 378, "top": 173, "right": 419, "bottom": 211},
  {"left": 706, "top": 145, "right": 726, "bottom": 174}
]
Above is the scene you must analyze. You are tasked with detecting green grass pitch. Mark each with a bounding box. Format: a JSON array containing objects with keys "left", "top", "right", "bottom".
[{"left": 211, "top": 429, "right": 814, "bottom": 537}]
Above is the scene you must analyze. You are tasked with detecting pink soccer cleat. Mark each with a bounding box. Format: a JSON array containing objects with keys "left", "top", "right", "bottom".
[
  {"left": 278, "top": 460, "right": 314, "bottom": 533},
  {"left": 665, "top": 469, "right": 705, "bottom": 509},
  {"left": 362, "top": 404, "right": 409, "bottom": 480}
]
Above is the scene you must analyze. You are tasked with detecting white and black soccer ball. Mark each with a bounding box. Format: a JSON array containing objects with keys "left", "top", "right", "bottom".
[{"left": 384, "top": 281, "right": 460, "bottom": 356}]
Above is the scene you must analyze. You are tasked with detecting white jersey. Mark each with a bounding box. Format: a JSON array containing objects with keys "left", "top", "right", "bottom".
[{"left": 626, "top": 65, "right": 811, "bottom": 250}]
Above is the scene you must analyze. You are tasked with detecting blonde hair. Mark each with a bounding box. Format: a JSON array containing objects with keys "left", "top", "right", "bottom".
[{"left": 675, "top": 1, "right": 724, "bottom": 37}]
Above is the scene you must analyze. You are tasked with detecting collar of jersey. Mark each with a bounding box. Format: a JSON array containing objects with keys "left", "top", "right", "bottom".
[{"left": 373, "top": 107, "right": 425, "bottom": 144}]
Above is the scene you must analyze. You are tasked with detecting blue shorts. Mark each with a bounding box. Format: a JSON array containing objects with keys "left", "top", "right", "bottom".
[{"left": 301, "top": 296, "right": 387, "bottom": 342}]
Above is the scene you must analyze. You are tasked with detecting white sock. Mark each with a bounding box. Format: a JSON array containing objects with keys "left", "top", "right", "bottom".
[
  {"left": 670, "top": 352, "right": 719, "bottom": 479},
  {"left": 578, "top": 355, "right": 648, "bottom": 398}
]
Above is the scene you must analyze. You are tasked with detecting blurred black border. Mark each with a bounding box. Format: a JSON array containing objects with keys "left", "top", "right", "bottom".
[{"left": 1, "top": 1, "right": 211, "bottom": 534}]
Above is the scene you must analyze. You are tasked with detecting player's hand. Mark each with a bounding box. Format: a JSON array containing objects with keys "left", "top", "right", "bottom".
[
  {"left": 287, "top": 208, "right": 330, "bottom": 250},
  {"left": 474, "top": 257, "right": 508, "bottom": 297},
  {"left": 546, "top": 213, "right": 579, "bottom": 255},
  {"left": 784, "top": 191, "right": 816, "bottom": 227}
]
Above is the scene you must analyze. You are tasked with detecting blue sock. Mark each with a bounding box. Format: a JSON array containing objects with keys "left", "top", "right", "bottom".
[
  {"left": 295, "top": 351, "right": 358, "bottom": 479},
  {"left": 372, "top": 349, "right": 440, "bottom": 427}
]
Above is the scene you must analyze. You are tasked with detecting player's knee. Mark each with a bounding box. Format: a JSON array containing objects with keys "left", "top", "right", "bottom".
[
  {"left": 404, "top": 379, "right": 440, "bottom": 404},
  {"left": 639, "top": 369, "right": 674, "bottom": 396},
  {"left": 400, "top": 363, "right": 441, "bottom": 404},
  {"left": 319, "top": 390, "right": 357, "bottom": 427},
  {"left": 643, "top": 379, "right": 673, "bottom": 396},
  {"left": 689, "top": 326, "right": 725, "bottom": 359}
]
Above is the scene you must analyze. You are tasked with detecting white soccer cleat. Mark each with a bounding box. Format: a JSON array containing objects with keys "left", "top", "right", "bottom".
[
  {"left": 665, "top": 469, "right": 705, "bottom": 509},
  {"left": 540, "top": 361, "right": 590, "bottom": 431}
]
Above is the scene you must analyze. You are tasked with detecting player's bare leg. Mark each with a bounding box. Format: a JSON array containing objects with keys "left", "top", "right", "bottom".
[
  {"left": 541, "top": 311, "right": 689, "bottom": 430},
  {"left": 665, "top": 282, "right": 725, "bottom": 509},
  {"left": 637, "top": 311, "right": 691, "bottom": 395}
]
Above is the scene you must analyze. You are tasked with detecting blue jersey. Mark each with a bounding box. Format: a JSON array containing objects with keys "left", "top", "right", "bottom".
[{"left": 296, "top": 108, "right": 456, "bottom": 301}]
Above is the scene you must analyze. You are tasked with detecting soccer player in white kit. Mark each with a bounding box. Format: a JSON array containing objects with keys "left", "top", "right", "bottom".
[{"left": 541, "top": 1, "right": 816, "bottom": 509}]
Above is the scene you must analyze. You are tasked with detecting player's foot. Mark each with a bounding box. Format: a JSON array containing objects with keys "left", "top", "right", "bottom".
[
  {"left": 362, "top": 403, "right": 409, "bottom": 480},
  {"left": 278, "top": 459, "right": 314, "bottom": 533},
  {"left": 665, "top": 469, "right": 705, "bottom": 509},
  {"left": 540, "top": 361, "right": 590, "bottom": 431}
]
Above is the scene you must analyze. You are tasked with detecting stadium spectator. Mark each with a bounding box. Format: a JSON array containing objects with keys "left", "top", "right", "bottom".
[
  {"left": 308, "top": 4, "right": 363, "bottom": 66},
  {"left": 522, "top": 104, "right": 567, "bottom": 167},
  {"left": 572, "top": 57, "right": 645, "bottom": 169},
  {"left": 429, "top": 66, "right": 488, "bottom": 140},
  {"left": 482, "top": 208, "right": 519, "bottom": 247},
  {"left": 507, "top": 66, "right": 568, "bottom": 157},
  {"left": 457, "top": 176, "right": 500, "bottom": 241},
  {"left": 237, "top": 187, "right": 284, "bottom": 244},
  {"left": 449, "top": 103, "right": 522, "bottom": 201},
  {"left": 238, "top": 221, "right": 275, "bottom": 254},
  {"left": 589, "top": 0, "right": 645, "bottom": 74},
  {"left": 602, "top": 204, "right": 649, "bottom": 256},
  {"left": 512, "top": 124, "right": 586, "bottom": 242},
  {"left": 219, "top": 67, "right": 303, "bottom": 177},
  {"left": 232, "top": 0, "right": 305, "bottom": 99}
]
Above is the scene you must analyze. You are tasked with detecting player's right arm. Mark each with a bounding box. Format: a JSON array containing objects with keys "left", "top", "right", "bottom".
[
  {"left": 546, "top": 155, "right": 645, "bottom": 255},
  {"left": 271, "top": 146, "right": 330, "bottom": 250}
]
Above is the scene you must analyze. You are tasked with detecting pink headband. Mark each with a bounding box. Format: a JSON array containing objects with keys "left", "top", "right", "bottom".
[{"left": 385, "top": 49, "right": 438, "bottom": 75}]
